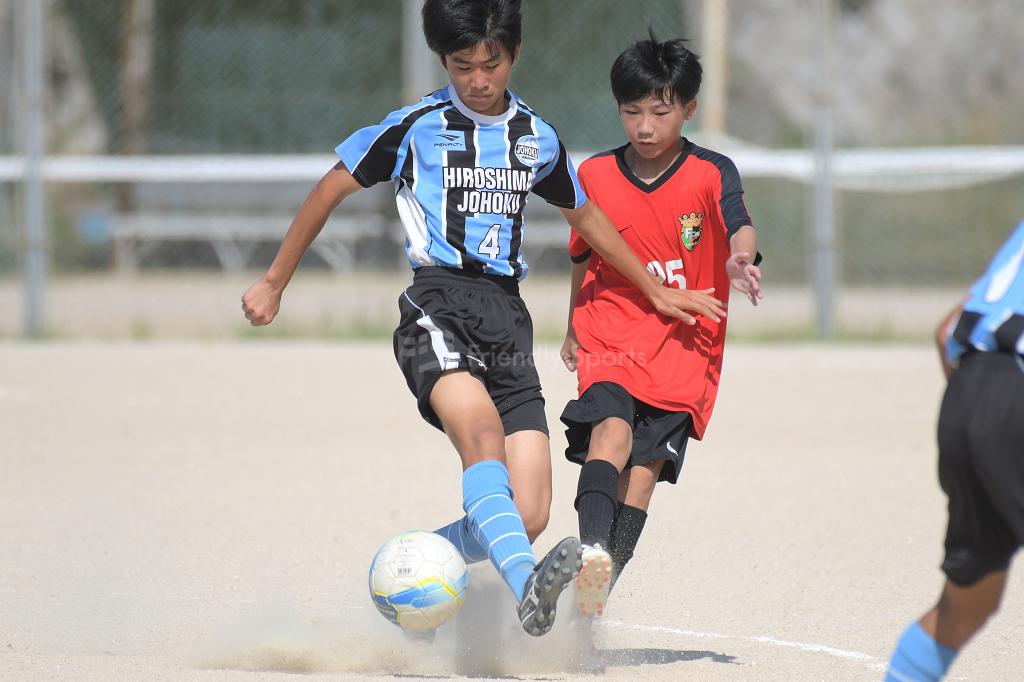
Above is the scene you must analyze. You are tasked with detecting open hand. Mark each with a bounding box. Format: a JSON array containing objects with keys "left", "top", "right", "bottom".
[
  {"left": 650, "top": 287, "right": 726, "bottom": 326},
  {"left": 726, "top": 252, "right": 763, "bottom": 306}
]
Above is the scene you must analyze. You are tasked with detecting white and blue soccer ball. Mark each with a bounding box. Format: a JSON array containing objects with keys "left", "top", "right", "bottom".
[{"left": 368, "top": 531, "right": 468, "bottom": 631}]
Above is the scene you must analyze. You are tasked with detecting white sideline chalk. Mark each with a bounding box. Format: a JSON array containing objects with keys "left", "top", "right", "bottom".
[{"left": 602, "top": 619, "right": 887, "bottom": 672}]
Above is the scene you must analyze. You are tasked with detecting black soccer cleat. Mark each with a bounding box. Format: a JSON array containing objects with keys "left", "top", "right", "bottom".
[{"left": 517, "top": 536, "right": 583, "bottom": 637}]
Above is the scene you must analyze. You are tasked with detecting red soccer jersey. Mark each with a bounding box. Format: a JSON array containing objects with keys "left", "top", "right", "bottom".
[{"left": 569, "top": 139, "right": 753, "bottom": 439}]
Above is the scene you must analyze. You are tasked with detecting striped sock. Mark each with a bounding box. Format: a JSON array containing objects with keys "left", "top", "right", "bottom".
[
  {"left": 886, "top": 621, "right": 958, "bottom": 682},
  {"left": 435, "top": 516, "right": 488, "bottom": 564},
  {"left": 461, "top": 460, "right": 535, "bottom": 601}
]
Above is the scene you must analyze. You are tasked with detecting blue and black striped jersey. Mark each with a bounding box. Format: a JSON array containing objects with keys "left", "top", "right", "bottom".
[
  {"left": 948, "top": 219, "right": 1024, "bottom": 364},
  {"left": 336, "top": 85, "right": 586, "bottom": 280}
]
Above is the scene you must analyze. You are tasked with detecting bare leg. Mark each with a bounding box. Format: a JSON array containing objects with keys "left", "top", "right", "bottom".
[
  {"left": 505, "top": 429, "right": 552, "bottom": 542},
  {"left": 618, "top": 459, "right": 665, "bottom": 511},
  {"left": 886, "top": 571, "right": 1007, "bottom": 681},
  {"left": 587, "top": 417, "right": 633, "bottom": 470},
  {"left": 921, "top": 571, "right": 1008, "bottom": 649},
  {"left": 429, "top": 370, "right": 506, "bottom": 468}
]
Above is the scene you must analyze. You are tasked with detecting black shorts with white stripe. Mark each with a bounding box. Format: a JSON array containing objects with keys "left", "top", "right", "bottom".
[{"left": 393, "top": 266, "right": 547, "bottom": 435}]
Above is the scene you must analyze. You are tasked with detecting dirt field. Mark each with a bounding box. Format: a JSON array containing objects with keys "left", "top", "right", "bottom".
[
  {"left": 2, "top": 342, "right": 1021, "bottom": 681},
  {"left": 0, "top": 273, "right": 964, "bottom": 341}
]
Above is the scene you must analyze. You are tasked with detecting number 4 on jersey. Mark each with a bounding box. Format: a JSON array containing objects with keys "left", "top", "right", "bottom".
[
  {"left": 647, "top": 259, "right": 686, "bottom": 289},
  {"left": 478, "top": 223, "right": 502, "bottom": 260}
]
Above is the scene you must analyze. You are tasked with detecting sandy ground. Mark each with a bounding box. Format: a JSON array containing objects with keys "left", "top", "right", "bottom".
[
  {"left": 2, "top": 342, "right": 1022, "bottom": 681},
  {"left": 0, "top": 273, "right": 964, "bottom": 341}
]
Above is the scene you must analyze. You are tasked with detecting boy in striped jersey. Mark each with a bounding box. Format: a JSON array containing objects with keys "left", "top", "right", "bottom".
[
  {"left": 886, "top": 219, "right": 1024, "bottom": 681},
  {"left": 241, "top": 0, "right": 721, "bottom": 637}
]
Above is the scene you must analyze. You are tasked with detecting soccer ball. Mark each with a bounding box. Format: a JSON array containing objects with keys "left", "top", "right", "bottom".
[{"left": 368, "top": 531, "right": 468, "bottom": 631}]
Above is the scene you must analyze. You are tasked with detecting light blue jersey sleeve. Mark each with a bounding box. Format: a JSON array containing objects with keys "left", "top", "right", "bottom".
[
  {"left": 335, "top": 90, "right": 449, "bottom": 188},
  {"left": 530, "top": 119, "right": 587, "bottom": 209},
  {"left": 947, "top": 219, "right": 1024, "bottom": 362}
]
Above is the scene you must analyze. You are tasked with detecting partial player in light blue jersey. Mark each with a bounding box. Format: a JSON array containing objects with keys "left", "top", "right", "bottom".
[
  {"left": 945, "top": 218, "right": 1024, "bottom": 368},
  {"left": 886, "top": 219, "right": 1024, "bottom": 681},
  {"left": 241, "top": 0, "right": 716, "bottom": 640}
]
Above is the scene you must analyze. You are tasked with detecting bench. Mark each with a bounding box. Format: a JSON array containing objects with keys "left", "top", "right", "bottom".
[{"left": 109, "top": 213, "right": 388, "bottom": 272}]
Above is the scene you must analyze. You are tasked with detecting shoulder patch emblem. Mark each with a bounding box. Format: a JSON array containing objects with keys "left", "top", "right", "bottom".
[
  {"left": 678, "top": 211, "right": 704, "bottom": 250},
  {"left": 514, "top": 135, "right": 540, "bottom": 165}
]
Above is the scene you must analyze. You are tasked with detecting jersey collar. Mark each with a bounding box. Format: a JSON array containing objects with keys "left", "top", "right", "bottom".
[
  {"left": 615, "top": 138, "right": 692, "bottom": 193},
  {"left": 447, "top": 85, "right": 519, "bottom": 126}
]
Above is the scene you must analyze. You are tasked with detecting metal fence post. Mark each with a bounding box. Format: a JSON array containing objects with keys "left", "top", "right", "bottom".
[
  {"left": 700, "top": 0, "right": 729, "bottom": 143},
  {"left": 813, "top": 0, "right": 836, "bottom": 339},
  {"left": 21, "top": 0, "right": 46, "bottom": 338},
  {"left": 403, "top": 0, "right": 442, "bottom": 105}
]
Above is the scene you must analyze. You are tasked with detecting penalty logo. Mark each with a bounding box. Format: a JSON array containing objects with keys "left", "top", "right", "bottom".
[
  {"left": 433, "top": 132, "right": 466, "bottom": 151},
  {"left": 514, "top": 136, "right": 540, "bottom": 166},
  {"left": 678, "top": 211, "right": 704, "bottom": 250}
]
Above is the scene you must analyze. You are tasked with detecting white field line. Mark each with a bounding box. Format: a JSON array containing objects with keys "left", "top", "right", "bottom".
[{"left": 601, "top": 620, "right": 887, "bottom": 672}]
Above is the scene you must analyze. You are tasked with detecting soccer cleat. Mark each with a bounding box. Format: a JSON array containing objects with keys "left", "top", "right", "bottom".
[
  {"left": 517, "top": 536, "right": 583, "bottom": 636},
  {"left": 575, "top": 544, "right": 613, "bottom": 618}
]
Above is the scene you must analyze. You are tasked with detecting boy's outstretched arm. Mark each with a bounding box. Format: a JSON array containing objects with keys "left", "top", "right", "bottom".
[
  {"left": 242, "top": 163, "right": 363, "bottom": 326},
  {"left": 726, "top": 225, "right": 764, "bottom": 306},
  {"left": 560, "top": 202, "right": 726, "bottom": 326},
  {"left": 560, "top": 257, "right": 589, "bottom": 372}
]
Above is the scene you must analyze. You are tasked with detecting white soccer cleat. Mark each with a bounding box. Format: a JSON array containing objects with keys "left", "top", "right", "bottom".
[{"left": 575, "top": 544, "right": 613, "bottom": 618}]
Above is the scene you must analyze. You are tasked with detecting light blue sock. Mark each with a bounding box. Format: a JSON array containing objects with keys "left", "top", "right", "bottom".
[
  {"left": 435, "top": 516, "right": 488, "bottom": 564},
  {"left": 886, "top": 621, "right": 958, "bottom": 682},
  {"left": 457, "top": 460, "right": 536, "bottom": 600}
]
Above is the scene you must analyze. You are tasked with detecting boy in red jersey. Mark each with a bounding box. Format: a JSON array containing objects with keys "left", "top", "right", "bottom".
[{"left": 559, "top": 32, "right": 763, "bottom": 618}]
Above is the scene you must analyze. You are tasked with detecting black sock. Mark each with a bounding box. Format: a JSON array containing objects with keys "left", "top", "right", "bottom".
[
  {"left": 575, "top": 460, "right": 619, "bottom": 548},
  {"left": 607, "top": 502, "right": 625, "bottom": 556},
  {"left": 608, "top": 503, "right": 648, "bottom": 577}
]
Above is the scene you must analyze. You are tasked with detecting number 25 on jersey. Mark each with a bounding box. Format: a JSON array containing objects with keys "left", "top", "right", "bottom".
[{"left": 647, "top": 259, "right": 686, "bottom": 289}]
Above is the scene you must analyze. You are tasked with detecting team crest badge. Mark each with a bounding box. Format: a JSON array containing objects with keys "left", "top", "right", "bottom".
[
  {"left": 678, "top": 211, "right": 704, "bottom": 250},
  {"left": 514, "top": 135, "right": 540, "bottom": 166}
]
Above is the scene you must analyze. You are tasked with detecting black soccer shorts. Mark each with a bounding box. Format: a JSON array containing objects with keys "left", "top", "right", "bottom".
[
  {"left": 393, "top": 266, "right": 547, "bottom": 435},
  {"left": 560, "top": 381, "right": 692, "bottom": 484},
  {"left": 937, "top": 351, "right": 1024, "bottom": 586}
]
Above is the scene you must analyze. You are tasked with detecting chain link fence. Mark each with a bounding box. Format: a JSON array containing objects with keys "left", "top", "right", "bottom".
[{"left": 1, "top": 0, "right": 1023, "bottom": 339}]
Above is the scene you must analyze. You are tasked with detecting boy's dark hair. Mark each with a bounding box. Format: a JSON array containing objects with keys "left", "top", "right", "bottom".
[
  {"left": 422, "top": 0, "right": 522, "bottom": 61},
  {"left": 611, "top": 29, "right": 702, "bottom": 105}
]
